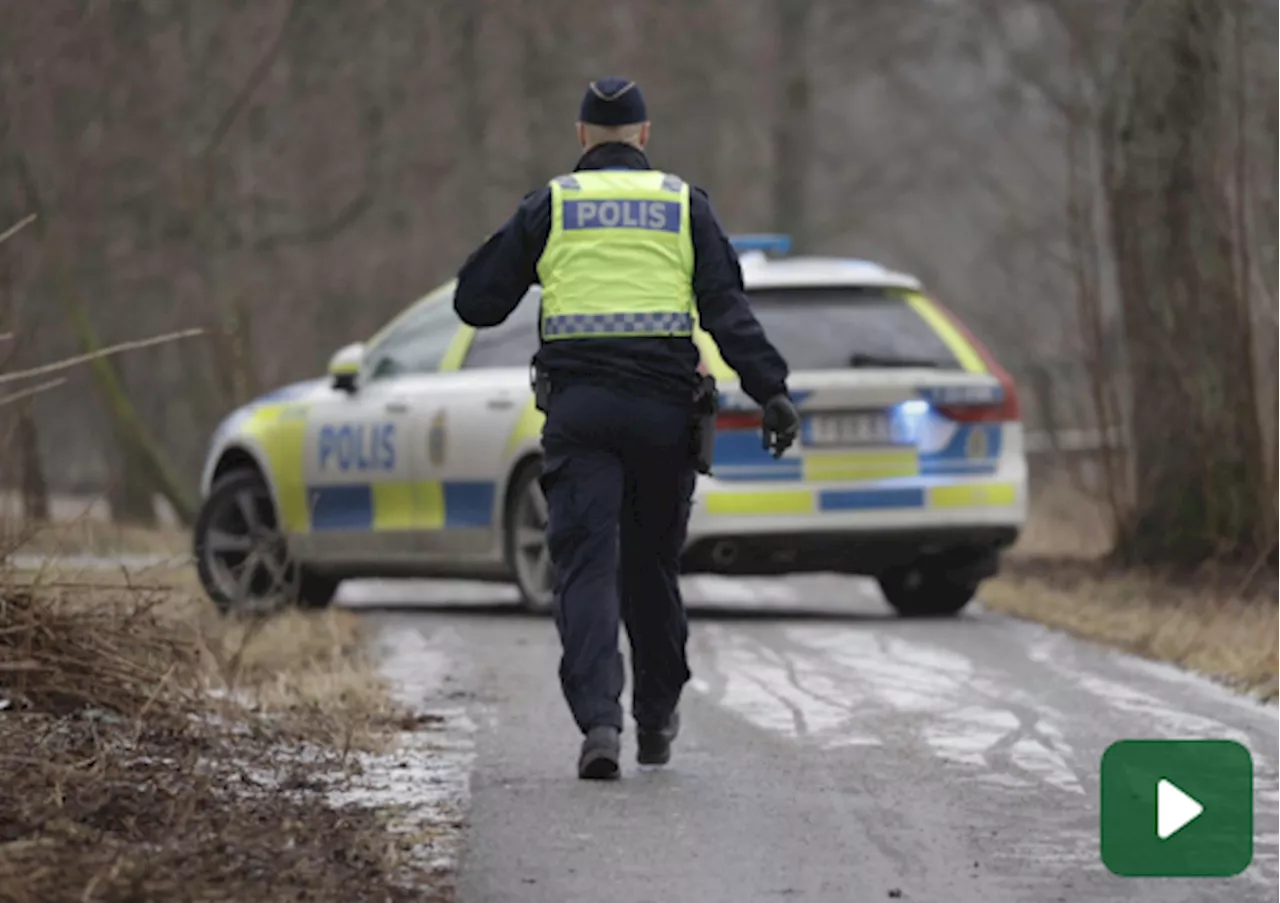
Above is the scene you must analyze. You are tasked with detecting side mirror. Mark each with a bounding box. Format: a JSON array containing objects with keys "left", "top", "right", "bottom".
[{"left": 328, "top": 341, "right": 364, "bottom": 393}]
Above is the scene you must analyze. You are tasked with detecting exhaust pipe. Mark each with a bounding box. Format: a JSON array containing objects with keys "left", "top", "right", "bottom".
[{"left": 709, "top": 540, "right": 739, "bottom": 568}]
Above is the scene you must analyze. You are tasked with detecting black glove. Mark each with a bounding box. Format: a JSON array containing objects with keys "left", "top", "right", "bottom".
[{"left": 761, "top": 393, "right": 800, "bottom": 459}]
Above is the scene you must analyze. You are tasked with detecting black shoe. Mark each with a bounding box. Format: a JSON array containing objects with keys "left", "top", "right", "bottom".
[
  {"left": 637, "top": 710, "right": 680, "bottom": 766},
  {"left": 578, "top": 726, "right": 621, "bottom": 780}
]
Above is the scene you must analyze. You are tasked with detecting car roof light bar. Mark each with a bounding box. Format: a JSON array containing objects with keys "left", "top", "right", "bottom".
[{"left": 729, "top": 234, "right": 792, "bottom": 256}]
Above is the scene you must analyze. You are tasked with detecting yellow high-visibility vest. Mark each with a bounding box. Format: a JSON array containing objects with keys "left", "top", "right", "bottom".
[{"left": 537, "top": 169, "right": 695, "bottom": 340}]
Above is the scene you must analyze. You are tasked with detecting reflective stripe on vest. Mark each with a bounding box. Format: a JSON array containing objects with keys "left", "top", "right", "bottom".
[{"left": 537, "top": 169, "right": 695, "bottom": 340}]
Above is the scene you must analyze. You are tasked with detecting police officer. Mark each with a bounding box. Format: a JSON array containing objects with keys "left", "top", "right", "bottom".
[{"left": 454, "top": 77, "right": 800, "bottom": 780}]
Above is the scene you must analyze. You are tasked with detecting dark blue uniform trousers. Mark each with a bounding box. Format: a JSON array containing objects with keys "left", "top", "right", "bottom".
[{"left": 540, "top": 383, "right": 696, "bottom": 735}]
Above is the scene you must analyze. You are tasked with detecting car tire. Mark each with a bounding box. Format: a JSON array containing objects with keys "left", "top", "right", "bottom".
[
  {"left": 504, "top": 460, "right": 555, "bottom": 614},
  {"left": 877, "top": 564, "right": 978, "bottom": 618},
  {"left": 194, "top": 469, "right": 339, "bottom": 615},
  {"left": 295, "top": 570, "right": 342, "bottom": 611}
]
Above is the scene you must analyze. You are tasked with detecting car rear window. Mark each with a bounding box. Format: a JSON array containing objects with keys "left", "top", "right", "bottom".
[
  {"left": 462, "top": 287, "right": 542, "bottom": 369},
  {"left": 745, "top": 286, "right": 963, "bottom": 371}
]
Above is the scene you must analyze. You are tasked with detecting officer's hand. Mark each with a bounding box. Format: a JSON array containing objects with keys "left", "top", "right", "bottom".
[{"left": 761, "top": 394, "right": 800, "bottom": 459}]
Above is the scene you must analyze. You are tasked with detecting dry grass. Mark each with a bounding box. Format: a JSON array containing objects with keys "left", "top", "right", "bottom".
[
  {"left": 1, "top": 550, "right": 396, "bottom": 737},
  {"left": 986, "top": 475, "right": 1279, "bottom": 700},
  {"left": 985, "top": 565, "right": 1278, "bottom": 699},
  {"left": 0, "top": 516, "right": 189, "bottom": 558},
  {"left": 0, "top": 564, "right": 450, "bottom": 903},
  {"left": 1008, "top": 476, "right": 1115, "bottom": 560}
]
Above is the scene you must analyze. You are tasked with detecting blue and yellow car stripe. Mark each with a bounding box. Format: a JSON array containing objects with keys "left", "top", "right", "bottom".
[
  {"left": 306, "top": 480, "right": 497, "bottom": 531},
  {"left": 711, "top": 420, "right": 1003, "bottom": 482},
  {"left": 702, "top": 481, "right": 1018, "bottom": 516}
]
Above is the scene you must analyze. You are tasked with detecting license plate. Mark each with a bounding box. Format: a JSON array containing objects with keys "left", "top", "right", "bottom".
[{"left": 806, "top": 411, "right": 895, "bottom": 447}]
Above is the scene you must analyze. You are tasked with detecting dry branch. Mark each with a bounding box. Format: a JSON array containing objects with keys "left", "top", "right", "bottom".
[
  {"left": 0, "top": 214, "right": 37, "bottom": 247},
  {"left": 0, "top": 377, "right": 67, "bottom": 409},
  {"left": 0, "top": 328, "right": 203, "bottom": 387}
]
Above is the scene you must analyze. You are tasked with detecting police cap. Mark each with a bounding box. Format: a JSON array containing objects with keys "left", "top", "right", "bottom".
[{"left": 578, "top": 77, "right": 647, "bottom": 126}]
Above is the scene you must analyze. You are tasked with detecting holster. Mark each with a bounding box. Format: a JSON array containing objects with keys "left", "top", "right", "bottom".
[
  {"left": 690, "top": 374, "right": 719, "bottom": 475},
  {"left": 531, "top": 362, "right": 552, "bottom": 413}
]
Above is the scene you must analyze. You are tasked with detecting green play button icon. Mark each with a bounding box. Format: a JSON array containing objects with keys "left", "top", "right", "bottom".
[
  {"left": 1101, "top": 739, "right": 1253, "bottom": 877},
  {"left": 1156, "top": 778, "right": 1203, "bottom": 839}
]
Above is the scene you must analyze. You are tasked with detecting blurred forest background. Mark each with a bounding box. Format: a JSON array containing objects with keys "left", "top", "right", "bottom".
[{"left": 0, "top": 0, "right": 1276, "bottom": 567}]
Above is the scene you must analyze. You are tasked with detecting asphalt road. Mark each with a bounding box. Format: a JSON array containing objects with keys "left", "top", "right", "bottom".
[{"left": 345, "top": 575, "right": 1280, "bottom": 903}]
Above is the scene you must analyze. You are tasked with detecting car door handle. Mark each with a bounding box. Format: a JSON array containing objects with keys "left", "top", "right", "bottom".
[
  {"left": 385, "top": 401, "right": 409, "bottom": 415},
  {"left": 486, "top": 396, "right": 514, "bottom": 411}
]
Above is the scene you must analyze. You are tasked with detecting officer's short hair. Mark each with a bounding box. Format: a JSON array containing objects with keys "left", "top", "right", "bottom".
[{"left": 579, "top": 121, "right": 646, "bottom": 150}]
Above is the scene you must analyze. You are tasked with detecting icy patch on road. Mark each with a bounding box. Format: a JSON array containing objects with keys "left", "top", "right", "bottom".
[
  {"left": 691, "top": 630, "right": 882, "bottom": 746},
  {"left": 358, "top": 623, "right": 477, "bottom": 883},
  {"left": 923, "top": 706, "right": 1019, "bottom": 768},
  {"left": 694, "top": 624, "right": 1084, "bottom": 794}
]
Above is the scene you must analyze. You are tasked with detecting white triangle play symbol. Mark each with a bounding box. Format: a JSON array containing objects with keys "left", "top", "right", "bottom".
[{"left": 1157, "top": 778, "right": 1204, "bottom": 840}]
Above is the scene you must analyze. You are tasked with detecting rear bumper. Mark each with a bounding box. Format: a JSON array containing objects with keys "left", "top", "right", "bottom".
[
  {"left": 682, "top": 468, "right": 1027, "bottom": 577},
  {"left": 679, "top": 525, "right": 1020, "bottom": 577}
]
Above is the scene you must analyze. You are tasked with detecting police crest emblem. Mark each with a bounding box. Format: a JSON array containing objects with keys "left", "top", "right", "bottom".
[
  {"left": 964, "top": 426, "right": 989, "bottom": 460},
  {"left": 428, "top": 411, "right": 447, "bottom": 466}
]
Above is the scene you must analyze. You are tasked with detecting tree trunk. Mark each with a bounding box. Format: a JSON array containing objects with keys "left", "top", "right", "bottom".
[
  {"left": 16, "top": 405, "right": 49, "bottom": 521},
  {"left": 522, "top": 5, "right": 560, "bottom": 190},
  {"left": 226, "top": 293, "right": 258, "bottom": 408},
  {"left": 449, "top": 0, "right": 490, "bottom": 236},
  {"left": 771, "top": 0, "right": 813, "bottom": 251},
  {"left": 1104, "top": 0, "right": 1269, "bottom": 565},
  {"left": 106, "top": 429, "right": 157, "bottom": 526}
]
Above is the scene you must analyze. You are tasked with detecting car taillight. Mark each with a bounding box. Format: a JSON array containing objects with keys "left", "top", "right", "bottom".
[
  {"left": 926, "top": 295, "right": 1022, "bottom": 423},
  {"left": 934, "top": 389, "right": 1020, "bottom": 423},
  {"left": 716, "top": 410, "right": 762, "bottom": 431}
]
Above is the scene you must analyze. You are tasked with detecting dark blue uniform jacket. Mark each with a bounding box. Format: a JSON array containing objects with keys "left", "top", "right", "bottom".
[{"left": 453, "top": 142, "right": 789, "bottom": 407}]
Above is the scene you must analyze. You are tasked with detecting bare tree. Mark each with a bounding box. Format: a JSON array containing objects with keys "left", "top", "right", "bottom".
[
  {"left": 0, "top": 212, "right": 48, "bottom": 521},
  {"left": 1102, "top": 0, "right": 1272, "bottom": 564}
]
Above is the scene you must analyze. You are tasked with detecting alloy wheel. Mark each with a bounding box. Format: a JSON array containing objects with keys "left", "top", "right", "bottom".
[
  {"left": 201, "top": 482, "right": 299, "bottom": 615},
  {"left": 512, "top": 475, "right": 554, "bottom": 611}
]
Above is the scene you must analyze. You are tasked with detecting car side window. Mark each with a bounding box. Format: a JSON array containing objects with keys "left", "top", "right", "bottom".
[
  {"left": 461, "top": 287, "right": 543, "bottom": 369},
  {"left": 363, "top": 290, "right": 462, "bottom": 381}
]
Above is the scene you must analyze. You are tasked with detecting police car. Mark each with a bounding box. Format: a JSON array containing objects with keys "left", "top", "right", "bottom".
[{"left": 193, "top": 235, "right": 1027, "bottom": 617}]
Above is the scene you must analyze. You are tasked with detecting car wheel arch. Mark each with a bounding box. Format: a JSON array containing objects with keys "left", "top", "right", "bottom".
[
  {"left": 208, "top": 444, "right": 286, "bottom": 521},
  {"left": 501, "top": 452, "right": 543, "bottom": 531},
  {"left": 500, "top": 454, "right": 554, "bottom": 612},
  {"left": 212, "top": 446, "right": 263, "bottom": 483}
]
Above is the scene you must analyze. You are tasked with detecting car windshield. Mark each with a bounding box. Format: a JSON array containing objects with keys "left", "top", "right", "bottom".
[
  {"left": 363, "top": 293, "right": 461, "bottom": 379},
  {"left": 745, "top": 286, "right": 963, "bottom": 371}
]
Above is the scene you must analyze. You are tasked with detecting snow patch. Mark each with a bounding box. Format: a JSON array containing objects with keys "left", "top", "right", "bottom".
[{"left": 325, "top": 711, "right": 475, "bottom": 877}]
